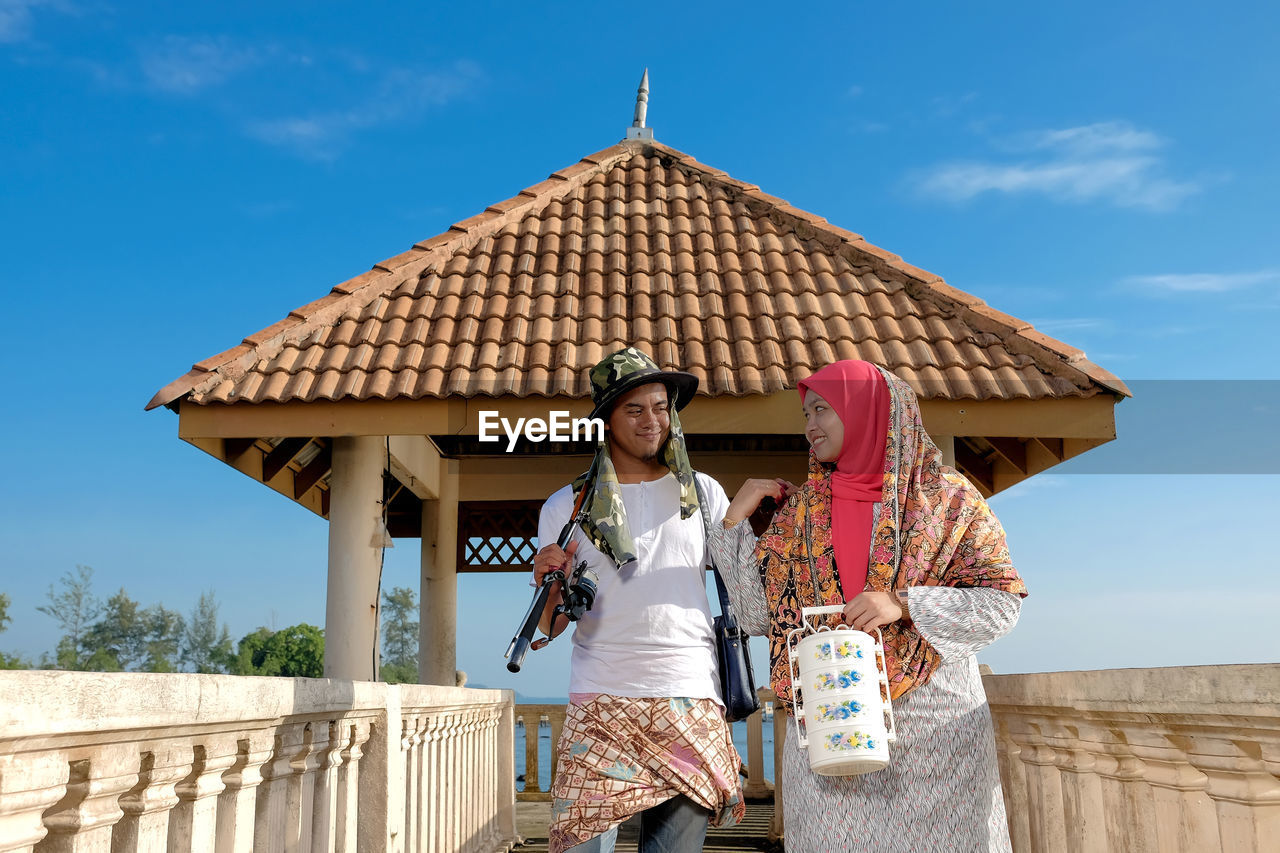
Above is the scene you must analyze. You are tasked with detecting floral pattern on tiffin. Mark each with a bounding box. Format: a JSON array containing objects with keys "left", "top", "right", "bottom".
[{"left": 755, "top": 367, "right": 1028, "bottom": 709}]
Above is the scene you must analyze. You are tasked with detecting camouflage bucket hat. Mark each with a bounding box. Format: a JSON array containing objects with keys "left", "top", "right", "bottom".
[{"left": 588, "top": 346, "right": 698, "bottom": 420}]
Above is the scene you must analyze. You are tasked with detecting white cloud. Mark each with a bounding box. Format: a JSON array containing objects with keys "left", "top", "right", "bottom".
[
  {"left": 1123, "top": 269, "right": 1280, "bottom": 293},
  {"left": 139, "top": 35, "right": 264, "bottom": 94},
  {"left": 0, "top": 0, "right": 68, "bottom": 43},
  {"left": 244, "top": 61, "right": 482, "bottom": 160},
  {"left": 915, "top": 121, "right": 1200, "bottom": 211},
  {"left": 1026, "top": 317, "right": 1106, "bottom": 333}
]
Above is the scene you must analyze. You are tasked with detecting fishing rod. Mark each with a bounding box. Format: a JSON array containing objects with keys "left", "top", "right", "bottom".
[{"left": 504, "top": 455, "right": 600, "bottom": 673}]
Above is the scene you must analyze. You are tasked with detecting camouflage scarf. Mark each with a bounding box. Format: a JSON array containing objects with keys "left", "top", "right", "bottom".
[{"left": 571, "top": 408, "right": 699, "bottom": 568}]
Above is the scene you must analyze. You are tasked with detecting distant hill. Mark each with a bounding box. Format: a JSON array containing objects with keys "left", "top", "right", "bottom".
[{"left": 466, "top": 683, "right": 567, "bottom": 705}]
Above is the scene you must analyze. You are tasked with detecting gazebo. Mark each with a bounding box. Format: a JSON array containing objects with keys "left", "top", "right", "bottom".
[{"left": 147, "top": 94, "right": 1129, "bottom": 684}]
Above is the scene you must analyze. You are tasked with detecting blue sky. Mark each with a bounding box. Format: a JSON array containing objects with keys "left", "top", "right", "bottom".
[{"left": 2, "top": 2, "right": 1277, "bottom": 692}]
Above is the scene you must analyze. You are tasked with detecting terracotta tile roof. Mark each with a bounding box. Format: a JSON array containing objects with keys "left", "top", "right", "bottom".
[{"left": 147, "top": 140, "right": 1128, "bottom": 411}]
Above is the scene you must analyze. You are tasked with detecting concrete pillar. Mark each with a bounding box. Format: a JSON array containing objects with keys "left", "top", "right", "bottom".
[
  {"left": 419, "top": 459, "right": 459, "bottom": 685},
  {"left": 325, "top": 435, "right": 385, "bottom": 681},
  {"left": 933, "top": 434, "right": 956, "bottom": 468}
]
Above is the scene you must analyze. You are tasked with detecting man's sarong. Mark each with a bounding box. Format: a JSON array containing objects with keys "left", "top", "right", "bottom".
[{"left": 548, "top": 695, "right": 745, "bottom": 853}]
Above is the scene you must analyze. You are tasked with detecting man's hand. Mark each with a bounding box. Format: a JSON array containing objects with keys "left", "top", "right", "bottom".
[
  {"left": 841, "top": 591, "right": 904, "bottom": 632},
  {"left": 724, "top": 478, "right": 796, "bottom": 528},
  {"left": 533, "top": 541, "right": 578, "bottom": 637},
  {"left": 533, "top": 540, "right": 577, "bottom": 586}
]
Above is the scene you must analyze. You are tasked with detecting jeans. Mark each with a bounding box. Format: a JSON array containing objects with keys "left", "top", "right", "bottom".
[{"left": 566, "top": 795, "right": 711, "bottom": 853}]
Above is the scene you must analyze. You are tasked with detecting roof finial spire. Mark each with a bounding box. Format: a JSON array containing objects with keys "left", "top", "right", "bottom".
[{"left": 626, "top": 69, "right": 654, "bottom": 141}]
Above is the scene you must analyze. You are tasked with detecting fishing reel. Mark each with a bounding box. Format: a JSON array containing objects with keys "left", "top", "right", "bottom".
[{"left": 557, "top": 559, "right": 599, "bottom": 622}]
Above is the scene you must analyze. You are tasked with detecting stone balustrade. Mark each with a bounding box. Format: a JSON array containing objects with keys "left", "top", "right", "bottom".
[
  {"left": 7, "top": 665, "right": 1275, "bottom": 852},
  {"left": 512, "top": 705, "right": 567, "bottom": 802},
  {"left": 984, "top": 664, "right": 1280, "bottom": 853},
  {"left": 0, "top": 672, "right": 518, "bottom": 853}
]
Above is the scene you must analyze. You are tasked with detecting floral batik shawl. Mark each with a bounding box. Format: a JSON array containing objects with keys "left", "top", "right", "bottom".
[
  {"left": 755, "top": 366, "right": 1027, "bottom": 707},
  {"left": 548, "top": 695, "right": 744, "bottom": 853}
]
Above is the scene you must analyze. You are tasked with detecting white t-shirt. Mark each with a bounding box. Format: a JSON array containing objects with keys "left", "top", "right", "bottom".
[{"left": 537, "top": 471, "right": 729, "bottom": 701}]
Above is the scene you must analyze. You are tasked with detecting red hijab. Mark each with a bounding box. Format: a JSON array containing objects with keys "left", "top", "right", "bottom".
[{"left": 798, "top": 360, "right": 891, "bottom": 597}]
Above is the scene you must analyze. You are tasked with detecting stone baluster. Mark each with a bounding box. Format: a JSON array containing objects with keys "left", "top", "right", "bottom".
[
  {"left": 545, "top": 709, "right": 566, "bottom": 791},
  {"left": 444, "top": 711, "right": 463, "bottom": 853},
  {"left": 1085, "top": 730, "right": 1156, "bottom": 853},
  {"left": 419, "top": 715, "right": 442, "bottom": 853},
  {"left": 1111, "top": 727, "right": 1208, "bottom": 853},
  {"left": 465, "top": 709, "right": 480, "bottom": 850},
  {"left": 37, "top": 744, "right": 140, "bottom": 853},
  {"left": 495, "top": 701, "right": 517, "bottom": 848},
  {"left": 485, "top": 707, "right": 505, "bottom": 850},
  {"left": 521, "top": 713, "right": 542, "bottom": 796},
  {"left": 1172, "top": 731, "right": 1280, "bottom": 852},
  {"left": 991, "top": 715, "right": 1030, "bottom": 852},
  {"left": 112, "top": 744, "right": 191, "bottom": 852},
  {"left": 769, "top": 697, "right": 786, "bottom": 843},
  {"left": 309, "top": 720, "right": 346, "bottom": 853},
  {"left": 400, "top": 715, "right": 422, "bottom": 853},
  {"left": 168, "top": 736, "right": 240, "bottom": 853},
  {"left": 213, "top": 731, "right": 275, "bottom": 853},
  {"left": 475, "top": 708, "right": 490, "bottom": 849},
  {"left": 0, "top": 750, "right": 70, "bottom": 853},
  {"left": 743, "top": 694, "right": 771, "bottom": 799},
  {"left": 293, "top": 721, "right": 324, "bottom": 853},
  {"left": 1010, "top": 727, "right": 1067, "bottom": 853},
  {"left": 455, "top": 710, "right": 470, "bottom": 852},
  {"left": 254, "top": 722, "right": 311, "bottom": 853},
  {"left": 1047, "top": 725, "right": 1109, "bottom": 853},
  {"left": 475, "top": 710, "right": 492, "bottom": 851},
  {"left": 333, "top": 719, "right": 370, "bottom": 853}
]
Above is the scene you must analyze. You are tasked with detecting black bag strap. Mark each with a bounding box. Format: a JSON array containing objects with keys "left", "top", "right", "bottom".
[{"left": 693, "top": 474, "right": 736, "bottom": 624}]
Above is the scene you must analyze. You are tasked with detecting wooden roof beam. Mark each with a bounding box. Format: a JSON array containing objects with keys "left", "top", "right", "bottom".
[
  {"left": 388, "top": 435, "right": 442, "bottom": 500},
  {"left": 293, "top": 441, "right": 331, "bottom": 499},
  {"left": 177, "top": 394, "right": 1118, "bottom": 441},
  {"left": 1032, "top": 436, "right": 1064, "bottom": 461},
  {"left": 954, "top": 439, "right": 995, "bottom": 495},
  {"left": 262, "top": 437, "right": 311, "bottom": 483},
  {"left": 223, "top": 437, "right": 257, "bottom": 462},
  {"left": 986, "top": 437, "right": 1028, "bottom": 473}
]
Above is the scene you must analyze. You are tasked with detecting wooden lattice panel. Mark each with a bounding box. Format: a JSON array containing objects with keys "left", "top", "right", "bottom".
[{"left": 458, "top": 501, "right": 541, "bottom": 572}]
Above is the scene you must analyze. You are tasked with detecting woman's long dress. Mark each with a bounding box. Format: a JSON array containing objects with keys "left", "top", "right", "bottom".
[{"left": 711, "top": 521, "right": 1021, "bottom": 852}]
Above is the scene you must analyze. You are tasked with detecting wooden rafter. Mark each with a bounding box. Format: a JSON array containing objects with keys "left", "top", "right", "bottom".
[
  {"left": 1032, "top": 436, "right": 1064, "bottom": 462},
  {"left": 293, "top": 440, "right": 332, "bottom": 499},
  {"left": 987, "top": 437, "right": 1028, "bottom": 473},
  {"left": 223, "top": 437, "right": 257, "bottom": 462},
  {"left": 954, "top": 439, "right": 994, "bottom": 494},
  {"left": 262, "top": 437, "right": 311, "bottom": 482}
]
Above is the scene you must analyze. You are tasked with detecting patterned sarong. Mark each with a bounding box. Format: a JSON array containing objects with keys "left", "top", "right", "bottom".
[{"left": 548, "top": 695, "right": 745, "bottom": 853}]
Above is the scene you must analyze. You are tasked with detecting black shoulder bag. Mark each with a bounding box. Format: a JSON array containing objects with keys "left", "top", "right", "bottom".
[{"left": 694, "top": 475, "right": 761, "bottom": 722}]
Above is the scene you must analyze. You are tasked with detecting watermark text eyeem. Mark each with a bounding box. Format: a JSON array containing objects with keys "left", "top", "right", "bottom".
[{"left": 478, "top": 411, "right": 604, "bottom": 452}]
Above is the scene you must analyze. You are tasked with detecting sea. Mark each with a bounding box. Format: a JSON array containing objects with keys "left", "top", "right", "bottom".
[{"left": 514, "top": 703, "right": 778, "bottom": 791}]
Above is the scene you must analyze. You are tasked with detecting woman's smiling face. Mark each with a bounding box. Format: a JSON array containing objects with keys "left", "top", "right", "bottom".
[{"left": 802, "top": 391, "right": 845, "bottom": 463}]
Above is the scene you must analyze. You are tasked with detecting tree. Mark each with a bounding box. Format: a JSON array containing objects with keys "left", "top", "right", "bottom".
[
  {"left": 140, "top": 604, "right": 184, "bottom": 672},
  {"left": 381, "top": 586, "right": 419, "bottom": 684},
  {"left": 0, "top": 592, "right": 29, "bottom": 669},
  {"left": 37, "top": 565, "right": 100, "bottom": 670},
  {"left": 231, "top": 624, "right": 324, "bottom": 678},
  {"left": 182, "top": 591, "right": 233, "bottom": 674},
  {"left": 83, "top": 588, "right": 146, "bottom": 671}
]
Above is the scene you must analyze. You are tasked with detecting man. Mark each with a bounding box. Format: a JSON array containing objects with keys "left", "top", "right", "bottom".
[{"left": 531, "top": 347, "right": 745, "bottom": 853}]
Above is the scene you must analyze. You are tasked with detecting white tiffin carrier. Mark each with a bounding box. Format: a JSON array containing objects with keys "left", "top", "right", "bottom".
[{"left": 785, "top": 604, "right": 897, "bottom": 776}]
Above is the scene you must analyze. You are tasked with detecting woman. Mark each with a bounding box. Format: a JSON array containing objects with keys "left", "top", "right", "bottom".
[{"left": 710, "top": 360, "right": 1027, "bottom": 852}]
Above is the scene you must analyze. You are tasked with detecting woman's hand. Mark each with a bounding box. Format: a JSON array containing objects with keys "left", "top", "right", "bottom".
[
  {"left": 723, "top": 478, "right": 796, "bottom": 528},
  {"left": 841, "top": 591, "right": 904, "bottom": 632}
]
